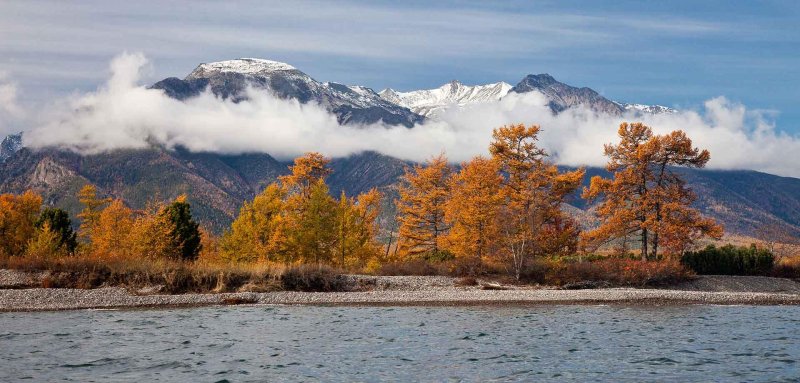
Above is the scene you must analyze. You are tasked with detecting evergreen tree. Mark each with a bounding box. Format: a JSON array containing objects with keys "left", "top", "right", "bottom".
[
  {"left": 35, "top": 208, "right": 77, "bottom": 255},
  {"left": 162, "top": 196, "right": 202, "bottom": 261}
]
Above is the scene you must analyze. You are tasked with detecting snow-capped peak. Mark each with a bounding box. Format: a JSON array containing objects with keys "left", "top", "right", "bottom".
[
  {"left": 614, "top": 101, "right": 677, "bottom": 115},
  {"left": 194, "top": 58, "right": 297, "bottom": 75},
  {"left": 379, "top": 80, "right": 512, "bottom": 117}
]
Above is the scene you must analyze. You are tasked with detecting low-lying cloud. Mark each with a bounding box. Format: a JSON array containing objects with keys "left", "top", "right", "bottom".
[{"left": 11, "top": 53, "right": 800, "bottom": 178}]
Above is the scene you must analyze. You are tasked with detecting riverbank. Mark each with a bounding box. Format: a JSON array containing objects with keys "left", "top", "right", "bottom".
[{"left": 1, "top": 273, "right": 799, "bottom": 311}]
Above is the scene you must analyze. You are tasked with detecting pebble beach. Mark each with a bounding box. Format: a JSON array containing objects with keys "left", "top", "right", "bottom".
[{"left": 2, "top": 272, "right": 800, "bottom": 311}]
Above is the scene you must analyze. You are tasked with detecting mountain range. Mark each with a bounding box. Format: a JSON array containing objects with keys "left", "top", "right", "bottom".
[{"left": 0, "top": 58, "right": 793, "bottom": 239}]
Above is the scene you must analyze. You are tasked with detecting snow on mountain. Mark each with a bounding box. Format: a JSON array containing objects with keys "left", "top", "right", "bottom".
[
  {"left": 154, "top": 58, "right": 675, "bottom": 127},
  {"left": 0, "top": 133, "right": 22, "bottom": 163},
  {"left": 379, "top": 80, "right": 512, "bottom": 117},
  {"left": 193, "top": 58, "right": 297, "bottom": 74},
  {"left": 153, "top": 59, "right": 424, "bottom": 127},
  {"left": 617, "top": 102, "right": 677, "bottom": 115}
]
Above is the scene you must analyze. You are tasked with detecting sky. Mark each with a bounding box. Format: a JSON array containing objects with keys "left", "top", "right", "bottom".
[
  {"left": 1, "top": 0, "right": 798, "bottom": 129},
  {"left": 1, "top": 1, "right": 800, "bottom": 177}
]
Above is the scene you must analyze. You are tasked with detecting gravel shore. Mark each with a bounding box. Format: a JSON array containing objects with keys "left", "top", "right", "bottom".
[{"left": 1, "top": 273, "right": 799, "bottom": 311}]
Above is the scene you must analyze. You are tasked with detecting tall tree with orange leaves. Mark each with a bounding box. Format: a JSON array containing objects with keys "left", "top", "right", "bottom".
[
  {"left": 583, "top": 122, "right": 722, "bottom": 259},
  {"left": 77, "top": 184, "right": 110, "bottom": 244},
  {"left": 490, "top": 124, "right": 585, "bottom": 279},
  {"left": 91, "top": 199, "right": 134, "bottom": 257},
  {"left": 279, "top": 152, "right": 332, "bottom": 199},
  {"left": 0, "top": 191, "right": 42, "bottom": 257},
  {"left": 396, "top": 154, "right": 452, "bottom": 258},
  {"left": 281, "top": 153, "right": 338, "bottom": 264},
  {"left": 444, "top": 156, "right": 503, "bottom": 270},
  {"left": 221, "top": 183, "right": 288, "bottom": 263},
  {"left": 335, "top": 188, "right": 382, "bottom": 268}
]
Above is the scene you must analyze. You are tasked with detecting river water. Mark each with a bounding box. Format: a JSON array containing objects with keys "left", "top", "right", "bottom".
[{"left": 1, "top": 304, "right": 798, "bottom": 382}]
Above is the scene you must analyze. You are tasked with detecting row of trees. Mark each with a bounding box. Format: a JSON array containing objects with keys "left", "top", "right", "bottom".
[
  {"left": 220, "top": 153, "right": 382, "bottom": 269},
  {"left": 0, "top": 122, "right": 724, "bottom": 278},
  {"left": 395, "top": 124, "right": 584, "bottom": 278},
  {"left": 393, "top": 123, "right": 722, "bottom": 277},
  {"left": 0, "top": 186, "right": 201, "bottom": 260}
]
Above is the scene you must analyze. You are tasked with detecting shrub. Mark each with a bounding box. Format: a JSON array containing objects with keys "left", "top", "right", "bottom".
[
  {"left": 376, "top": 259, "right": 445, "bottom": 276},
  {"left": 0, "top": 254, "right": 277, "bottom": 293},
  {"left": 772, "top": 257, "right": 800, "bottom": 279},
  {"left": 541, "top": 258, "right": 693, "bottom": 287},
  {"left": 280, "top": 264, "right": 344, "bottom": 292},
  {"left": 681, "top": 244, "right": 775, "bottom": 275}
]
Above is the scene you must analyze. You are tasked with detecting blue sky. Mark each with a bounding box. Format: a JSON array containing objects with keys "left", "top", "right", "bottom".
[{"left": 1, "top": 0, "right": 799, "bottom": 131}]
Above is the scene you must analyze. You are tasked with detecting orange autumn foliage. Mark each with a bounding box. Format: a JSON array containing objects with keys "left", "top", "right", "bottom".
[
  {"left": 443, "top": 156, "right": 503, "bottom": 267},
  {"left": 396, "top": 154, "right": 452, "bottom": 258},
  {"left": 90, "top": 199, "right": 134, "bottom": 258},
  {"left": 490, "top": 124, "right": 585, "bottom": 279},
  {"left": 582, "top": 122, "right": 723, "bottom": 258},
  {"left": 0, "top": 191, "right": 43, "bottom": 257}
]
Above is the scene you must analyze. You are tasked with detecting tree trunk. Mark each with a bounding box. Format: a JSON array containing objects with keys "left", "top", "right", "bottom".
[{"left": 641, "top": 228, "right": 648, "bottom": 261}]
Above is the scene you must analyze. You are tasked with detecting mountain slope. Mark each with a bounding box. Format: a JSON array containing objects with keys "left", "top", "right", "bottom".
[
  {"left": 380, "top": 74, "right": 673, "bottom": 117},
  {"left": 510, "top": 74, "right": 625, "bottom": 115},
  {"left": 1, "top": 146, "right": 799, "bottom": 238},
  {"left": 151, "top": 58, "right": 424, "bottom": 127},
  {"left": 0, "top": 133, "right": 22, "bottom": 163}
]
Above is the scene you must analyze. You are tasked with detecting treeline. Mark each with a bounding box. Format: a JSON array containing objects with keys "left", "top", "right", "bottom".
[
  {"left": 0, "top": 122, "right": 728, "bottom": 280},
  {"left": 0, "top": 187, "right": 201, "bottom": 261}
]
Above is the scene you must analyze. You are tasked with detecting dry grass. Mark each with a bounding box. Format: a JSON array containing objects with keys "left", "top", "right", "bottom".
[
  {"left": 541, "top": 258, "right": 694, "bottom": 288},
  {"left": 373, "top": 256, "right": 694, "bottom": 288},
  {"left": 0, "top": 254, "right": 353, "bottom": 293}
]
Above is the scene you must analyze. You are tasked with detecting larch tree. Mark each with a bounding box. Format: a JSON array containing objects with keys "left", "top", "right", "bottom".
[
  {"left": 279, "top": 152, "right": 332, "bottom": 198},
  {"left": 280, "top": 153, "right": 338, "bottom": 264},
  {"left": 489, "top": 124, "right": 585, "bottom": 279},
  {"left": 396, "top": 154, "right": 452, "bottom": 259},
  {"left": 335, "top": 188, "right": 382, "bottom": 269},
  {"left": 221, "top": 183, "right": 287, "bottom": 263},
  {"left": 444, "top": 156, "right": 503, "bottom": 270},
  {"left": 288, "top": 179, "right": 338, "bottom": 264},
  {"left": 77, "top": 185, "right": 110, "bottom": 244},
  {"left": 91, "top": 199, "right": 134, "bottom": 257},
  {"left": 582, "top": 122, "right": 722, "bottom": 259},
  {"left": 25, "top": 222, "right": 64, "bottom": 258},
  {"left": 0, "top": 191, "right": 43, "bottom": 257}
]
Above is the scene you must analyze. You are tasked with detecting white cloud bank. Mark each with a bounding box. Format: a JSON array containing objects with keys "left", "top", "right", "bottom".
[{"left": 13, "top": 53, "right": 800, "bottom": 178}]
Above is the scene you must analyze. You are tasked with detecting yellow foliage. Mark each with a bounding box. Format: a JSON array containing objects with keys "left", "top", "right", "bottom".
[
  {"left": 490, "top": 124, "right": 585, "bottom": 279},
  {"left": 0, "top": 190, "right": 43, "bottom": 257},
  {"left": 279, "top": 152, "right": 331, "bottom": 198},
  {"left": 221, "top": 183, "right": 287, "bottom": 263},
  {"left": 128, "top": 202, "right": 180, "bottom": 260},
  {"left": 335, "top": 188, "right": 382, "bottom": 269},
  {"left": 25, "top": 222, "right": 65, "bottom": 258},
  {"left": 77, "top": 184, "right": 110, "bottom": 244},
  {"left": 90, "top": 199, "right": 134, "bottom": 258},
  {"left": 444, "top": 156, "right": 502, "bottom": 267},
  {"left": 396, "top": 154, "right": 452, "bottom": 258}
]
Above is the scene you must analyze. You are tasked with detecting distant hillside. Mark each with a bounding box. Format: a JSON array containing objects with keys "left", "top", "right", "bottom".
[{"left": 1, "top": 146, "right": 799, "bottom": 238}]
